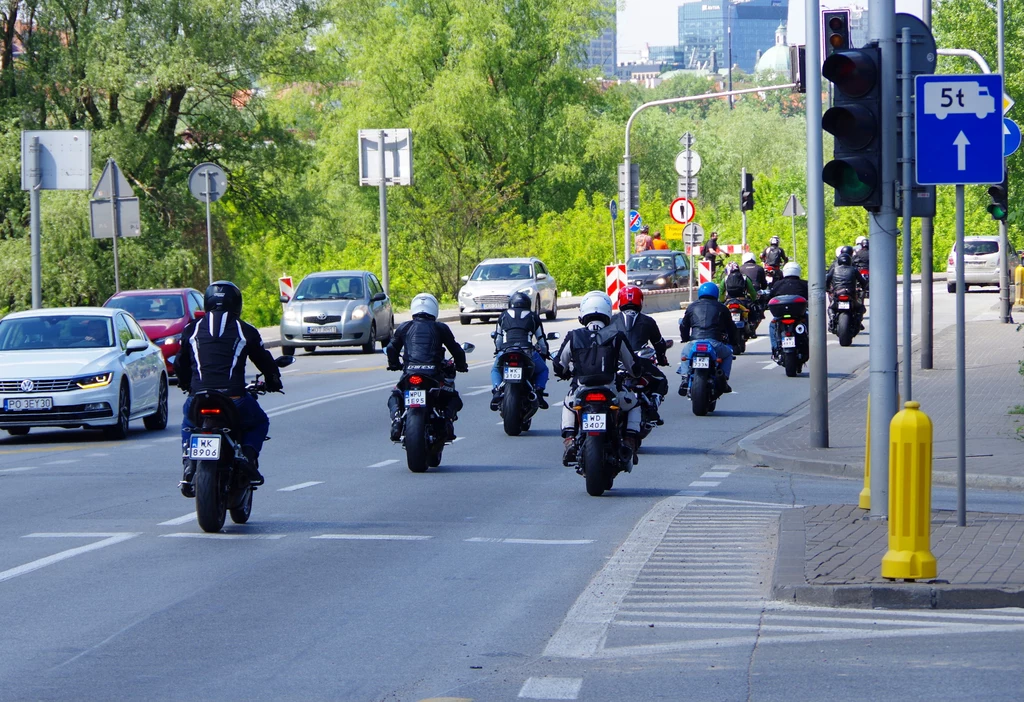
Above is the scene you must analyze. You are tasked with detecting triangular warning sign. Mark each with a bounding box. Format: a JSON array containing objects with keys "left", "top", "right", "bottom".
[{"left": 92, "top": 159, "right": 133, "bottom": 199}]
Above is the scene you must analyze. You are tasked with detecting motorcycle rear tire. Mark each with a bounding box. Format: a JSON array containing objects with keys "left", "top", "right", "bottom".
[
  {"left": 229, "top": 488, "right": 253, "bottom": 524},
  {"left": 195, "top": 461, "right": 227, "bottom": 533},
  {"left": 502, "top": 384, "right": 525, "bottom": 436},
  {"left": 734, "top": 336, "right": 746, "bottom": 355},
  {"left": 784, "top": 353, "right": 799, "bottom": 378},
  {"left": 691, "top": 374, "right": 711, "bottom": 416},
  {"left": 583, "top": 436, "right": 609, "bottom": 497},
  {"left": 404, "top": 410, "right": 429, "bottom": 473},
  {"left": 428, "top": 444, "right": 443, "bottom": 468},
  {"left": 837, "top": 313, "right": 854, "bottom": 347}
]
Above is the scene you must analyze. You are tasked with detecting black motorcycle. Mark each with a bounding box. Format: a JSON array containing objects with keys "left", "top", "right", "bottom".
[
  {"left": 185, "top": 355, "right": 294, "bottom": 533},
  {"left": 564, "top": 379, "right": 638, "bottom": 497},
  {"left": 724, "top": 298, "right": 751, "bottom": 354},
  {"left": 769, "top": 294, "right": 809, "bottom": 377},
  {"left": 682, "top": 340, "right": 726, "bottom": 416},
  {"left": 829, "top": 287, "right": 864, "bottom": 347},
  {"left": 631, "top": 340, "right": 673, "bottom": 440},
  {"left": 394, "top": 343, "right": 474, "bottom": 473},
  {"left": 491, "top": 332, "right": 559, "bottom": 436}
]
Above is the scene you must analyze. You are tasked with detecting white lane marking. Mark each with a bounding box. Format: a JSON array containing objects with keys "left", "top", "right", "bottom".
[
  {"left": 0, "top": 533, "right": 139, "bottom": 584},
  {"left": 43, "top": 459, "right": 78, "bottom": 465},
  {"left": 710, "top": 465, "right": 739, "bottom": 471},
  {"left": 466, "top": 538, "right": 594, "bottom": 545},
  {"left": 264, "top": 380, "right": 397, "bottom": 418},
  {"left": 677, "top": 490, "right": 709, "bottom": 497},
  {"left": 762, "top": 362, "right": 777, "bottom": 371},
  {"left": 827, "top": 340, "right": 839, "bottom": 346},
  {"left": 123, "top": 444, "right": 150, "bottom": 450},
  {"left": 160, "top": 533, "right": 287, "bottom": 540},
  {"left": 158, "top": 513, "right": 196, "bottom": 526},
  {"left": 464, "top": 388, "right": 494, "bottom": 396},
  {"left": 281, "top": 368, "right": 299, "bottom": 374},
  {"left": 0, "top": 466, "right": 34, "bottom": 474},
  {"left": 311, "top": 534, "right": 432, "bottom": 541},
  {"left": 453, "top": 437, "right": 465, "bottom": 443},
  {"left": 518, "top": 676, "right": 583, "bottom": 700},
  {"left": 86, "top": 452, "right": 112, "bottom": 456},
  {"left": 701, "top": 472, "right": 731, "bottom": 478},
  {"left": 277, "top": 481, "right": 323, "bottom": 492},
  {"left": 367, "top": 459, "right": 399, "bottom": 468},
  {"left": 688, "top": 481, "right": 720, "bottom": 487}
]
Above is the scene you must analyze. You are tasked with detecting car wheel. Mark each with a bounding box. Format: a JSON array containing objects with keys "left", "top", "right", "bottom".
[
  {"left": 143, "top": 375, "right": 169, "bottom": 431},
  {"left": 6, "top": 427, "right": 29, "bottom": 436},
  {"left": 103, "top": 381, "right": 130, "bottom": 440},
  {"left": 304, "top": 346, "right": 316, "bottom": 354},
  {"left": 281, "top": 346, "right": 295, "bottom": 357},
  {"left": 460, "top": 315, "right": 471, "bottom": 325},
  {"left": 546, "top": 292, "right": 557, "bottom": 320},
  {"left": 362, "top": 323, "right": 377, "bottom": 354},
  {"left": 947, "top": 282, "right": 956, "bottom": 294}
]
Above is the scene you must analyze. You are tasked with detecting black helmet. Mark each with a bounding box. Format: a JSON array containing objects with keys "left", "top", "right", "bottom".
[
  {"left": 837, "top": 253, "right": 853, "bottom": 267},
  {"left": 840, "top": 245, "right": 854, "bottom": 257},
  {"left": 204, "top": 280, "right": 243, "bottom": 316},
  {"left": 509, "top": 292, "right": 532, "bottom": 310}
]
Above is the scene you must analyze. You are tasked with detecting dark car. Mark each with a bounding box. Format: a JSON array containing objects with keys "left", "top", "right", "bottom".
[
  {"left": 626, "top": 250, "right": 690, "bottom": 290},
  {"left": 104, "top": 288, "right": 205, "bottom": 379}
]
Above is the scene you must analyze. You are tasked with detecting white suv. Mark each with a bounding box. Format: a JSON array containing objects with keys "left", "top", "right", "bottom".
[
  {"left": 457, "top": 258, "right": 558, "bottom": 325},
  {"left": 945, "top": 236, "right": 1019, "bottom": 293}
]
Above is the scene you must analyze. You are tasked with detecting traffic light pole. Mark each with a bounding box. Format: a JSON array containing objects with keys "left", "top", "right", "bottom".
[
  {"left": 920, "top": 0, "right": 933, "bottom": 369},
  {"left": 998, "top": 0, "right": 1011, "bottom": 324},
  {"left": 900, "top": 26, "right": 912, "bottom": 403},
  {"left": 805, "top": 0, "right": 828, "bottom": 449},
  {"left": 868, "top": 0, "right": 899, "bottom": 519}
]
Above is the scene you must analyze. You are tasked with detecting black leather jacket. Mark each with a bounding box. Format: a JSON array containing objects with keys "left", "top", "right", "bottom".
[
  {"left": 680, "top": 298, "right": 740, "bottom": 346},
  {"left": 852, "top": 248, "right": 869, "bottom": 270},
  {"left": 610, "top": 310, "right": 668, "bottom": 363},
  {"left": 741, "top": 261, "right": 768, "bottom": 291},
  {"left": 762, "top": 245, "right": 788, "bottom": 267},
  {"left": 494, "top": 308, "right": 547, "bottom": 354},
  {"left": 386, "top": 316, "right": 467, "bottom": 373},
  {"left": 175, "top": 312, "right": 280, "bottom": 395},
  {"left": 826, "top": 265, "right": 868, "bottom": 294},
  {"left": 769, "top": 276, "right": 810, "bottom": 300}
]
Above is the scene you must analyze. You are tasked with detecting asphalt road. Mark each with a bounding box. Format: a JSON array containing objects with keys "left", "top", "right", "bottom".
[{"left": 1, "top": 285, "right": 1021, "bottom": 701}]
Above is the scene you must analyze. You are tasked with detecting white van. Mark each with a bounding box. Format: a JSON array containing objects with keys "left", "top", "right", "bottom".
[{"left": 946, "top": 236, "right": 1019, "bottom": 293}]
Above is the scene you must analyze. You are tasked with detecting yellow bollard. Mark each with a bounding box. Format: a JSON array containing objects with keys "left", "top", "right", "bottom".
[
  {"left": 859, "top": 394, "right": 871, "bottom": 509},
  {"left": 1014, "top": 265, "right": 1024, "bottom": 307},
  {"left": 881, "top": 401, "right": 937, "bottom": 580}
]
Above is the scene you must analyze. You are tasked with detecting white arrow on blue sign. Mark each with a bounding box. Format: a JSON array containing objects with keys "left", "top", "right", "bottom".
[
  {"left": 1005, "top": 118, "right": 1021, "bottom": 158},
  {"left": 915, "top": 74, "right": 1005, "bottom": 186}
]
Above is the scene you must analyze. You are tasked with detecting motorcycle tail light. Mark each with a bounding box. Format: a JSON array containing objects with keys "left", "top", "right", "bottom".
[
  {"left": 508, "top": 353, "right": 521, "bottom": 363},
  {"left": 409, "top": 375, "right": 423, "bottom": 385},
  {"left": 782, "top": 319, "right": 796, "bottom": 325},
  {"left": 584, "top": 392, "right": 608, "bottom": 402},
  {"left": 838, "top": 295, "right": 850, "bottom": 301},
  {"left": 199, "top": 408, "right": 221, "bottom": 415},
  {"left": 728, "top": 304, "right": 741, "bottom": 310},
  {"left": 695, "top": 342, "right": 710, "bottom": 352}
]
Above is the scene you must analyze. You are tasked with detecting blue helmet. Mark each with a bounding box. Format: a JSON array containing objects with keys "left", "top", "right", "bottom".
[{"left": 698, "top": 282, "right": 719, "bottom": 299}]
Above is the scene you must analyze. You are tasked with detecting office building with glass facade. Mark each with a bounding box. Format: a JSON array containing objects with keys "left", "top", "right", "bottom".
[{"left": 677, "top": 0, "right": 788, "bottom": 74}]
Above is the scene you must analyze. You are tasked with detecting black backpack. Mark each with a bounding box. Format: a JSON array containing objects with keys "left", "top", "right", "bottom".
[
  {"left": 570, "top": 328, "right": 618, "bottom": 386},
  {"left": 725, "top": 269, "right": 747, "bottom": 297},
  {"left": 764, "top": 246, "right": 783, "bottom": 267}
]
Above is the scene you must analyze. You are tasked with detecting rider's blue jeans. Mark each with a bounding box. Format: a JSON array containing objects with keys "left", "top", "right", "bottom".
[
  {"left": 490, "top": 350, "right": 549, "bottom": 391},
  {"left": 181, "top": 394, "right": 269, "bottom": 458}
]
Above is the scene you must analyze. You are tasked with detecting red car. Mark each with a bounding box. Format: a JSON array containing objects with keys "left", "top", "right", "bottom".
[{"left": 104, "top": 288, "right": 205, "bottom": 380}]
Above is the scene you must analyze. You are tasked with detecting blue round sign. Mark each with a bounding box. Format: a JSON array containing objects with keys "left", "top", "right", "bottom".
[
  {"left": 628, "top": 210, "right": 643, "bottom": 233},
  {"left": 1005, "top": 118, "right": 1022, "bottom": 158}
]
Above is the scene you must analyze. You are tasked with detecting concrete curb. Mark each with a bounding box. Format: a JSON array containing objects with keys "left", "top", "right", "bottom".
[{"left": 771, "top": 509, "right": 1024, "bottom": 609}]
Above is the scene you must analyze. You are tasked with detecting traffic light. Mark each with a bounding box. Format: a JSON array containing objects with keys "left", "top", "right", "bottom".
[
  {"left": 988, "top": 173, "right": 1008, "bottom": 221},
  {"left": 823, "top": 10, "right": 851, "bottom": 58},
  {"left": 741, "top": 173, "right": 755, "bottom": 211},
  {"left": 821, "top": 45, "right": 883, "bottom": 210}
]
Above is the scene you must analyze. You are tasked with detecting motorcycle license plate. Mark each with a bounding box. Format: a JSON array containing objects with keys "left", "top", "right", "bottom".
[
  {"left": 782, "top": 336, "right": 796, "bottom": 348},
  {"left": 405, "top": 390, "right": 426, "bottom": 407},
  {"left": 581, "top": 413, "right": 606, "bottom": 431},
  {"left": 692, "top": 356, "right": 711, "bottom": 369},
  {"left": 503, "top": 367, "right": 523, "bottom": 381},
  {"left": 189, "top": 435, "right": 221, "bottom": 460},
  {"left": 731, "top": 312, "right": 741, "bottom": 322},
  {"left": 838, "top": 301, "right": 851, "bottom": 310}
]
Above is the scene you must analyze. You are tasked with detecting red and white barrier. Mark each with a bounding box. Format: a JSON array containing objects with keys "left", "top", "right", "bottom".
[
  {"left": 605, "top": 264, "right": 627, "bottom": 310},
  {"left": 698, "top": 261, "right": 713, "bottom": 285},
  {"left": 278, "top": 275, "right": 294, "bottom": 303},
  {"left": 684, "top": 243, "right": 749, "bottom": 256}
]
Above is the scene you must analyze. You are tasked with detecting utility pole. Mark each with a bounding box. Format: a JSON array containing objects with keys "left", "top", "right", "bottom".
[
  {"left": 805, "top": 0, "right": 828, "bottom": 448},
  {"left": 920, "top": 0, "right": 934, "bottom": 368},
  {"left": 998, "top": 0, "right": 1010, "bottom": 323},
  {"left": 379, "top": 130, "right": 390, "bottom": 295},
  {"left": 29, "top": 136, "right": 41, "bottom": 309}
]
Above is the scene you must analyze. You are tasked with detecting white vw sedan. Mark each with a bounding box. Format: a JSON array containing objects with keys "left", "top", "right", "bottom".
[{"left": 0, "top": 307, "right": 168, "bottom": 439}]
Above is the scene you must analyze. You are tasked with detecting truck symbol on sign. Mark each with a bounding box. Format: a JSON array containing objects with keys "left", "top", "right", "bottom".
[{"left": 924, "top": 81, "right": 997, "bottom": 120}]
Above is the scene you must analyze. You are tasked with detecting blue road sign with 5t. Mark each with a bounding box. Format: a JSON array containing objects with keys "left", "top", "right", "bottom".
[{"left": 916, "top": 74, "right": 1004, "bottom": 186}]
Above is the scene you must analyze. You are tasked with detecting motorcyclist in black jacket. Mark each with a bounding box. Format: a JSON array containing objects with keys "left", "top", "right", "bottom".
[
  {"left": 852, "top": 236, "right": 869, "bottom": 271},
  {"left": 386, "top": 293, "right": 468, "bottom": 442},
  {"left": 768, "top": 262, "right": 810, "bottom": 358},
  {"left": 678, "top": 282, "right": 740, "bottom": 395},
  {"left": 740, "top": 253, "right": 769, "bottom": 336},
  {"left": 610, "top": 285, "right": 670, "bottom": 423},
  {"left": 489, "top": 292, "right": 550, "bottom": 411},
  {"left": 826, "top": 253, "right": 869, "bottom": 330},
  {"left": 175, "top": 281, "right": 283, "bottom": 497},
  {"left": 760, "top": 236, "right": 789, "bottom": 268}
]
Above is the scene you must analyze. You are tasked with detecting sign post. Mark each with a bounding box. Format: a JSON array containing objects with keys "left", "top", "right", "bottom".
[
  {"left": 781, "top": 194, "right": 805, "bottom": 258},
  {"left": 188, "top": 163, "right": 228, "bottom": 285},
  {"left": 609, "top": 199, "right": 618, "bottom": 263},
  {"left": 683, "top": 222, "right": 704, "bottom": 301},
  {"left": 358, "top": 129, "right": 413, "bottom": 295},
  {"left": 90, "top": 159, "right": 140, "bottom": 293}
]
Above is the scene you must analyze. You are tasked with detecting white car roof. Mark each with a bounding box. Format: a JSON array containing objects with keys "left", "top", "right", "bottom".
[
  {"left": 3, "top": 307, "right": 117, "bottom": 320},
  {"left": 474, "top": 258, "right": 539, "bottom": 265}
]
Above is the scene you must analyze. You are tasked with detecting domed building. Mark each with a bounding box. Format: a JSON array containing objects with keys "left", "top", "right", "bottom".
[{"left": 755, "top": 23, "right": 790, "bottom": 75}]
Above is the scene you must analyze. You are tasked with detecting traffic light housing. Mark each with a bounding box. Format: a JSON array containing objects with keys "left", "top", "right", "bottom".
[
  {"left": 988, "top": 173, "right": 1008, "bottom": 221},
  {"left": 821, "top": 45, "right": 883, "bottom": 210},
  {"left": 741, "top": 173, "right": 755, "bottom": 211},
  {"left": 823, "top": 10, "right": 851, "bottom": 58}
]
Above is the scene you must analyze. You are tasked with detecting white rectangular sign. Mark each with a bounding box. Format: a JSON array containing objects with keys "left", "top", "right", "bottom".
[
  {"left": 21, "top": 130, "right": 91, "bottom": 191},
  {"left": 358, "top": 129, "right": 413, "bottom": 186}
]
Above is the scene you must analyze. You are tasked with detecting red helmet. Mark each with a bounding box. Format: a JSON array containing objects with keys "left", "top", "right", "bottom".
[{"left": 618, "top": 285, "right": 644, "bottom": 310}]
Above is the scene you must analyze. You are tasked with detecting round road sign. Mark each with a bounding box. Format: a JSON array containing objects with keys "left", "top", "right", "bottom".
[
  {"left": 628, "top": 209, "right": 643, "bottom": 233},
  {"left": 682, "top": 222, "right": 705, "bottom": 244},
  {"left": 674, "top": 150, "right": 702, "bottom": 178},
  {"left": 1005, "top": 118, "right": 1021, "bottom": 158},
  {"left": 188, "top": 162, "right": 228, "bottom": 203},
  {"left": 669, "top": 197, "right": 696, "bottom": 225}
]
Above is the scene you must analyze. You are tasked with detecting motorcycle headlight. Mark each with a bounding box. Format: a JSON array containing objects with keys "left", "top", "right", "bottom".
[
  {"left": 350, "top": 305, "right": 369, "bottom": 321},
  {"left": 283, "top": 308, "right": 300, "bottom": 322},
  {"left": 75, "top": 372, "right": 113, "bottom": 390}
]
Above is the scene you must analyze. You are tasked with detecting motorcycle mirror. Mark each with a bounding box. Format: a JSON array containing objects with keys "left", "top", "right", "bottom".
[
  {"left": 490, "top": 331, "right": 496, "bottom": 339},
  {"left": 461, "top": 342, "right": 476, "bottom": 353},
  {"left": 275, "top": 356, "right": 295, "bottom": 368},
  {"left": 546, "top": 331, "right": 560, "bottom": 340}
]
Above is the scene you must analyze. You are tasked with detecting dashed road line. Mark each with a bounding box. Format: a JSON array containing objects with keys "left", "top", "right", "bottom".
[
  {"left": 1, "top": 533, "right": 139, "bottom": 584},
  {"left": 0, "top": 466, "right": 34, "bottom": 474},
  {"left": 700, "top": 472, "right": 731, "bottom": 478},
  {"left": 688, "top": 480, "right": 720, "bottom": 487},
  {"left": 42, "top": 459, "right": 78, "bottom": 465},
  {"left": 312, "top": 534, "right": 432, "bottom": 541},
  {"left": 158, "top": 513, "right": 196, "bottom": 526},
  {"left": 518, "top": 676, "right": 583, "bottom": 700},
  {"left": 368, "top": 459, "right": 399, "bottom": 468},
  {"left": 466, "top": 538, "right": 593, "bottom": 545},
  {"left": 277, "top": 481, "right": 323, "bottom": 492}
]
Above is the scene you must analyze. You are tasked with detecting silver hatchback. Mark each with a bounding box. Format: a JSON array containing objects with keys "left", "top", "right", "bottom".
[{"left": 279, "top": 271, "right": 394, "bottom": 355}]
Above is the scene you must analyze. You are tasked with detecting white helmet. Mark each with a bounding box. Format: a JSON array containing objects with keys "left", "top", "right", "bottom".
[
  {"left": 857, "top": 236, "right": 868, "bottom": 248},
  {"left": 742, "top": 252, "right": 755, "bottom": 264},
  {"left": 579, "top": 291, "right": 612, "bottom": 326},
  {"left": 835, "top": 246, "right": 843, "bottom": 258},
  {"left": 410, "top": 292, "right": 439, "bottom": 319},
  {"left": 770, "top": 236, "right": 780, "bottom": 246},
  {"left": 783, "top": 262, "right": 802, "bottom": 278}
]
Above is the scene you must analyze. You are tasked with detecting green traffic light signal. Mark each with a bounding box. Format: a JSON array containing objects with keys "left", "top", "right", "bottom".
[{"left": 987, "top": 181, "right": 1008, "bottom": 222}]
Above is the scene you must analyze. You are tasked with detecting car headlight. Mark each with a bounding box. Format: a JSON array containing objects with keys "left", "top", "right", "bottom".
[
  {"left": 654, "top": 277, "right": 667, "bottom": 286},
  {"left": 75, "top": 372, "right": 113, "bottom": 390},
  {"left": 154, "top": 335, "right": 179, "bottom": 346},
  {"left": 350, "top": 305, "right": 369, "bottom": 321},
  {"left": 459, "top": 289, "right": 471, "bottom": 298},
  {"left": 283, "top": 308, "right": 300, "bottom": 322}
]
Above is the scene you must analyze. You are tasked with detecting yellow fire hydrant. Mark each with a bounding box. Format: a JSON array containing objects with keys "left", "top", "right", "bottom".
[{"left": 881, "top": 402, "right": 937, "bottom": 580}]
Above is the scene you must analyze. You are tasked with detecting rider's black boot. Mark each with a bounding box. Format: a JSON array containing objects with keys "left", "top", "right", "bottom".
[
  {"left": 179, "top": 459, "right": 195, "bottom": 498},
  {"left": 241, "top": 446, "right": 264, "bottom": 486}
]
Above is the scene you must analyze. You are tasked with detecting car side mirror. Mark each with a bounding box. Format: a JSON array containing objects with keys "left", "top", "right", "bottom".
[
  {"left": 546, "top": 331, "right": 560, "bottom": 340},
  {"left": 194, "top": 309, "right": 206, "bottom": 319},
  {"left": 275, "top": 355, "right": 295, "bottom": 368},
  {"left": 461, "top": 275, "right": 470, "bottom": 283},
  {"left": 461, "top": 342, "right": 476, "bottom": 353},
  {"left": 536, "top": 273, "right": 548, "bottom": 280},
  {"left": 371, "top": 292, "right": 387, "bottom": 302},
  {"left": 126, "top": 339, "right": 149, "bottom": 355},
  {"left": 279, "top": 295, "right": 290, "bottom": 304}
]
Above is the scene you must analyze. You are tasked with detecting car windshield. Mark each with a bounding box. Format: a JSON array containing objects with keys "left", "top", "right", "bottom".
[
  {"left": 294, "top": 276, "right": 365, "bottom": 300},
  {"left": 0, "top": 315, "right": 114, "bottom": 350},
  {"left": 963, "top": 241, "right": 999, "bottom": 256},
  {"left": 470, "top": 263, "right": 533, "bottom": 281},
  {"left": 627, "top": 256, "right": 673, "bottom": 271},
  {"left": 106, "top": 294, "right": 184, "bottom": 320}
]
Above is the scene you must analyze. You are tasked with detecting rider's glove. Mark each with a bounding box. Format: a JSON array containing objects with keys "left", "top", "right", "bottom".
[
  {"left": 456, "top": 363, "right": 469, "bottom": 373},
  {"left": 265, "top": 376, "right": 283, "bottom": 393},
  {"left": 387, "top": 363, "right": 402, "bottom": 371}
]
